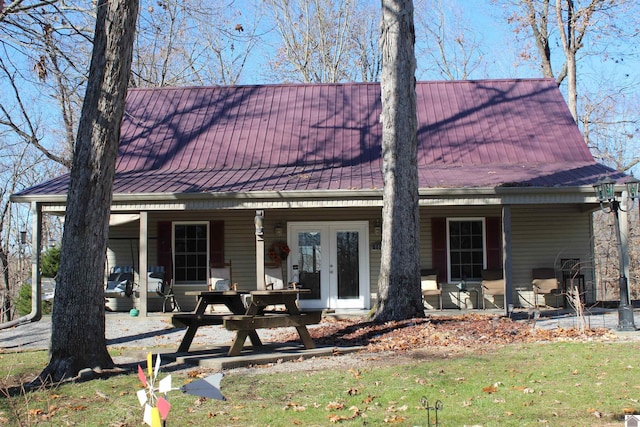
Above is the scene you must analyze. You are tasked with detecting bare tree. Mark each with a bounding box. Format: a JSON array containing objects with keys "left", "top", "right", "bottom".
[
  {"left": 263, "top": 0, "right": 380, "bottom": 83},
  {"left": 415, "top": 0, "right": 487, "bottom": 80},
  {"left": 501, "top": 0, "right": 631, "bottom": 122},
  {"left": 373, "top": 0, "right": 424, "bottom": 322},
  {"left": 38, "top": 0, "right": 139, "bottom": 383},
  {"left": 132, "top": 0, "right": 262, "bottom": 87}
]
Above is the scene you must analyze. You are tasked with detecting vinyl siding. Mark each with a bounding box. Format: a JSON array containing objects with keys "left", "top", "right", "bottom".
[{"left": 106, "top": 204, "right": 594, "bottom": 311}]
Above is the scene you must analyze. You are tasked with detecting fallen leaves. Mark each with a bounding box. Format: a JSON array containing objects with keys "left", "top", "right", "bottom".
[{"left": 274, "top": 314, "right": 613, "bottom": 355}]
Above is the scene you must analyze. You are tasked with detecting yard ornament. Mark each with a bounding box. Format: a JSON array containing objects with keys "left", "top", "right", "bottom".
[{"left": 137, "top": 353, "right": 226, "bottom": 426}]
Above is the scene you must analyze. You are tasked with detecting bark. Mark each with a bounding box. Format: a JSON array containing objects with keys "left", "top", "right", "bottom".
[
  {"left": 373, "top": 0, "right": 423, "bottom": 322},
  {"left": 38, "top": 0, "right": 139, "bottom": 383}
]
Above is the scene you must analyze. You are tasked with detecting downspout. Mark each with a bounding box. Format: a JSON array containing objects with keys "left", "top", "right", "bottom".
[{"left": 0, "top": 201, "right": 42, "bottom": 329}]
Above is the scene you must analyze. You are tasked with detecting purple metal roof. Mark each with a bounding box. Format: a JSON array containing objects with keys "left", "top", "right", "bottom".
[{"left": 16, "top": 79, "right": 618, "bottom": 198}]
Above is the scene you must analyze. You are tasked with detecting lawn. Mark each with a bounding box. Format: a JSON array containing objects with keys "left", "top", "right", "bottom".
[{"left": 1, "top": 341, "right": 639, "bottom": 426}]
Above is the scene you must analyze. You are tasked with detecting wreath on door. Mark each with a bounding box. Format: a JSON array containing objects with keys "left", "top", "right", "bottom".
[{"left": 268, "top": 241, "right": 290, "bottom": 267}]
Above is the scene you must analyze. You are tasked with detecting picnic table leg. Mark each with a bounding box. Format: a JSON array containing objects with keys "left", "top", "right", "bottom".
[
  {"left": 177, "top": 326, "right": 197, "bottom": 353},
  {"left": 294, "top": 326, "right": 316, "bottom": 350},
  {"left": 283, "top": 299, "right": 316, "bottom": 350},
  {"left": 228, "top": 330, "right": 251, "bottom": 356}
]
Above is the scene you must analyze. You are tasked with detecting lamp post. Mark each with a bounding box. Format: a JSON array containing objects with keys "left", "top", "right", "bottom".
[{"left": 593, "top": 176, "right": 639, "bottom": 331}]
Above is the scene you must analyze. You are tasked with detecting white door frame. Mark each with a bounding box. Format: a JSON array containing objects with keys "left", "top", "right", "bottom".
[{"left": 288, "top": 221, "right": 370, "bottom": 310}]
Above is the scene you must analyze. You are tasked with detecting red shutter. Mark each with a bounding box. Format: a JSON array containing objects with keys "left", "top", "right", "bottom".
[
  {"left": 209, "top": 220, "right": 225, "bottom": 267},
  {"left": 157, "top": 221, "right": 173, "bottom": 283},
  {"left": 431, "top": 217, "right": 447, "bottom": 283},
  {"left": 485, "top": 217, "right": 502, "bottom": 270}
]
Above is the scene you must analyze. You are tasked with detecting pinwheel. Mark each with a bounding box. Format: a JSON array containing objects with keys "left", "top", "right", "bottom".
[{"left": 137, "top": 353, "right": 225, "bottom": 426}]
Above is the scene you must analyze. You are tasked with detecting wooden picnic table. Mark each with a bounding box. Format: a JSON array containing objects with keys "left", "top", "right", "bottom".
[
  {"left": 223, "top": 289, "right": 322, "bottom": 356},
  {"left": 172, "top": 291, "right": 261, "bottom": 353}
]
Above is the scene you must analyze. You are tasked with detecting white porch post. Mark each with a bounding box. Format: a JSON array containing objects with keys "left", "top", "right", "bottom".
[
  {"left": 31, "top": 201, "right": 43, "bottom": 321},
  {"left": 502, "top": 205, "right": 513, "bottom": 316},
  {"left": 138, "top": 211, "right": 148, "bottom": 316},
  {"left": 255, "top": 210, "right": 265, "bottom": 290}
]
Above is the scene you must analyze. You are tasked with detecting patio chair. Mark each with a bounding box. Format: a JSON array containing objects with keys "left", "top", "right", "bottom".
[
  {"left": 420, "top": 269, "right": 443, "bottom": 310},
  {"left": 209, "top": 260, "right": 234, "bottom": 291},
  {"left": 149, "top": 266, "right": 181, "bottom": 313},
  {"left": 481, "top": 269, "right": 504, "bottom": 309},
  {"left": 532, "top": 268, "right": 561, "bottom": 308},
  {"left": 265, "top": 263, "right": 285, "bottom": 290}
]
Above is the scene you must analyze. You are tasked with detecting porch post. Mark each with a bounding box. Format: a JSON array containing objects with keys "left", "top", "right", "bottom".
[
  {"left": 502, "top": 205, "right": 513, "bottom": 316},
  {"left": 31, "top": 201, "right": 43, "bottom": 321},
  {"left": 255, "top": 210, "right": 265, "bottom": 290},
  {"left": 138, "top": 211, "right": 148, "bottom": 316}
]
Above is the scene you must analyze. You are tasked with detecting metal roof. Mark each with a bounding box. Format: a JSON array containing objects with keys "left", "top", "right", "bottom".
[{"left": 14, "top": 79, "right": 618, "bottom": 199}]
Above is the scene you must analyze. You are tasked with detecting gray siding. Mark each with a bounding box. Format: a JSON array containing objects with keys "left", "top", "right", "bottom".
[{"left": 106, "top": 204, "right": 594, "bottom": 311}]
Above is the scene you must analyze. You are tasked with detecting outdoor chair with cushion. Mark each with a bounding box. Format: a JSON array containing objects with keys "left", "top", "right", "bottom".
[
  {"left": 481, "top": 269, "right": 504, "bottom": 309},
  {"left": 264, "top": 263, "right": 285, "bottom": 290},
  {"left": 420, "top": 268, "right": 443, "bottom": 310},
  {"left": 209, "top": 260, "right": 234, "bottom": 291},
  {"left": 532, "top": 268, "right": 561, "bottom": 308}
]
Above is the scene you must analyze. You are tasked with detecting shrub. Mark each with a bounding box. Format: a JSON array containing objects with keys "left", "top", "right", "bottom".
[
  {"left": 15, "top": 283, "right": 53, "bottom": 316},
  {"left": 41, "top": 246, "right": 61, "bottom": 278}
]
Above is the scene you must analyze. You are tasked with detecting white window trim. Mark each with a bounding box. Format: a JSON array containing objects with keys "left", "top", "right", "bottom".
[{"left": 446, "top": 217, "right": 486, "bottom": 283}]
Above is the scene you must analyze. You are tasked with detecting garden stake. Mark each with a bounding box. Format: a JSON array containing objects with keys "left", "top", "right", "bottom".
[{"left": 421, "top": 396, "right": 443, "bottom": 427}]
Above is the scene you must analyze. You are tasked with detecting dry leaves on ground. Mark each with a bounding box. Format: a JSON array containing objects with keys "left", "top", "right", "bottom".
[{"left": 275, "top": 314, "right": 615, "bottom": 354}]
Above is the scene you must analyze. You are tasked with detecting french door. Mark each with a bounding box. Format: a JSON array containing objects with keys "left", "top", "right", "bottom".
[{"left": 288, "top": 221, "right": 370, "bottom": 310}]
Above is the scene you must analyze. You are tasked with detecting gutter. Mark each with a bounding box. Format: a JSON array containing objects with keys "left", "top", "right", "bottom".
[{"left": 0, "top": 275, "right": 42, "bottom": 330}]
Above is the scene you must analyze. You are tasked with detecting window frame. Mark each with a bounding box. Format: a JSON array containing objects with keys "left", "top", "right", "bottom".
[
  {"left": 172, "top": 221, "right": 209, "bottom": 284},
  {"left": 446, "top": 217, "right": 486, "bottom": 283}
]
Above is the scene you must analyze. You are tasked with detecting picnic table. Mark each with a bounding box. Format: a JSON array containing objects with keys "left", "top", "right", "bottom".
[
  {"left": 172, "top": 289, "right": 322, "bottom": 356},
  {"left": 172, "top": 291, "right": 261, "bottom": 353}
]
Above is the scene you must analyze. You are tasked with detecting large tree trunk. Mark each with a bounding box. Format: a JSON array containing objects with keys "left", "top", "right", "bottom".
[
  {"left": 39, "top": 0, "right": 139, "bottom": 383},
  {"left": 372, "top": 0, "right": 423, "bottom": 322}
]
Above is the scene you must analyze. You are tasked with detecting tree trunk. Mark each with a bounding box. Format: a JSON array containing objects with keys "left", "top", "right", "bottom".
[
  {"left": 373, "top": 0, "right": 423, "bottom": 322},
  {"left": 39, "top": 0, "right": 139, "bottom": 383}
]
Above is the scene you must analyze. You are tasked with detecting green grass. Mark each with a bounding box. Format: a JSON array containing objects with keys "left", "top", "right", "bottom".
[{"left": 1, "top": 342, "right": 639, "bottom": 426}]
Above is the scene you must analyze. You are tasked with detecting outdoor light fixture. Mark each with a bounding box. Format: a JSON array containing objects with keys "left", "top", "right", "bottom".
[
  {"left": 274, "top": 223, "right": 284, "bottom": 236},
  {"left": 254, "top": 210, "right": 264, "bottom": 237},
  {"left": 593, "top": 176, "right": 639, "bottom": 331},
  {"left": 20, "top": 230, "right": 27, "bottom": 246}
]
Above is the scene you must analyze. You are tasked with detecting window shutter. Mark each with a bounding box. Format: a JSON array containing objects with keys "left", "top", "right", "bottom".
[
  {"left": 157, "top": 221, "right": 173, "bottom": 283},
  {"left": 210, "top": 220, "right": 225, "bottom": 267},
  {"left": 431, "top": 217, "right": 447, "bottom": 283},
  {"left": 485, "top": 217, "right": 502, "bottom": 269}
]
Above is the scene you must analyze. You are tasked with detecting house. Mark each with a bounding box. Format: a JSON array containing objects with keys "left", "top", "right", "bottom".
[{"left": 12, "top": 78, "right": 625, "bottom": 315}]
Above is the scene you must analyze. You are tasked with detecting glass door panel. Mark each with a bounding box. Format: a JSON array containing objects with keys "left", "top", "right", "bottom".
[
  {"left": 296, "top": 231, "right": 322, "bottom": 301},
  {"left": 336, "top": 231, "right": 359, "bottom": 299},
  {"left": 289, "top": 222, "right": 369, "bottom": 310}
]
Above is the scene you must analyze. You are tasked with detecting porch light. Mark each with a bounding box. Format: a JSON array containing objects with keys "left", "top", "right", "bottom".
[
  {"left": 274, "top": 223, "right": 284, "bottom": 236},
  {"left": 20, "top": 230, "right": 27, "bottom": 245},
  {"left": 254, "top": 210, "right": 264, "bottom": 236},
  {"left": 593, "top": 176, "right": 638, "bottom": 331},
  {"left": 626, "top": 175, "right": 639, "bottom": 201}
]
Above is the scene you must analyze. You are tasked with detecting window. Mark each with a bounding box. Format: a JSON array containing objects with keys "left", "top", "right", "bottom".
[
  {"left": 174, "top": 223, "right": 208, "bottom": 283},
  {"left": 448, "top": 219, "right": 485, "bottom": 282}
]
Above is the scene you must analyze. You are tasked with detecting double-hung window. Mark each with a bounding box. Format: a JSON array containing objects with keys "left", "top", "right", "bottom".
[
  {"left": 174, "top": 223, "right": 208, "bottom": 283},
  {"left": 448, "top": 219, "right": 485, "bottom": 282}
]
